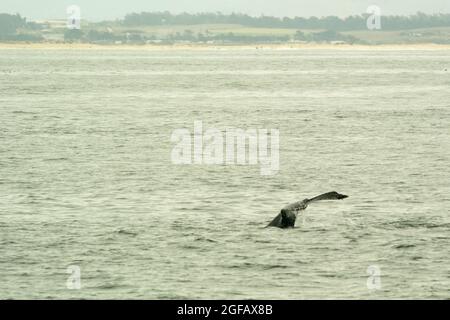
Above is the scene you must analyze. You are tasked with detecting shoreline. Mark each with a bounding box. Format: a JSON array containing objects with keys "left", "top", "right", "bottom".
[{"left": 1, "top": 42, "right": 450, "bottom": 50}]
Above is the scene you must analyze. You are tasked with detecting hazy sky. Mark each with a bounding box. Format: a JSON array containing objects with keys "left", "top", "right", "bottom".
[{"left": 1, "top": 0, "right": 449, "bottom": 21}]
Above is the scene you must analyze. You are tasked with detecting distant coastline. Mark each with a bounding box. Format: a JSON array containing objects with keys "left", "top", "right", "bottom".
[
  {"left": 2, "top": 12, "right": 450, "bottom": 48},
  {"left": 1, "top": 42, "right": 450, "bottom": 50}
]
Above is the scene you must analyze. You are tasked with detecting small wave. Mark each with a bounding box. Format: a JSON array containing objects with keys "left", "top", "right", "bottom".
[
  {"left": 319, "top": 273, "right": 341, "bottom": 278},
  {"left": 43, "top": 157, "right": 69, "bottom": 162},
  {"left": 115, "top": 229, "right": 138, "bottom": 236},
  {"left": 156, "top": 294, "right": 191, "bottom": 299},
  {"left": 180, "top": 244, "right": 200, "bottom": 250},
  {"left": 381, "top": 219, "right": 449, "bottom": 230},
  {"left": 194, "top": 237, "right": 218, "bottom": 243},
  {"left": 262, "top": 264, "right": 289, "bottom": 270},
  {"left": 95, "top": 283, "right": 125, "bottom": 290},
  {"left": 12, "top": 110, "right": 37, "bottom": 115},
  {"left": 225, "top": 262, "right": 289, "bottom": 270},
  {"left": 254, "top": 239, "right": 272, "bottom": 243},
  {"left": 394, "top": 244, "right": 416, "bottom": 249}
]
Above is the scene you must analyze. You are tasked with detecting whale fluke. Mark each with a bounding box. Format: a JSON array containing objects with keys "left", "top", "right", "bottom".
[
  {"left": 266, "top": 191, "right": 348, "bottom": 229},
  {"left": 307, "top": 191, "right": 348, "bottom": 203}
]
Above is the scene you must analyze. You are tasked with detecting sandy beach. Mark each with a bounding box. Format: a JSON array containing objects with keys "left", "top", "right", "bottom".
[{"left": 1, "top": 42, "right": 450, "bottom": 50}]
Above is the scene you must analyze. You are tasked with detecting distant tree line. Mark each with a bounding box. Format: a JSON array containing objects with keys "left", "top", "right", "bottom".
[
  {"left": 0, "top": 13, "right": 43, "bottom": 41},
  {"left": 0, "top": 13, "right": 26, "bottom": 37},
  {"left": 2, "top": 11, "right": 450, "bottom": 44},
  {"left": 123, "top": 11, "right": 450, "bottom": 31}
]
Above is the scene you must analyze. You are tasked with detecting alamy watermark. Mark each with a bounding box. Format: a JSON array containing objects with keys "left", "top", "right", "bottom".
[
  {"left": 66, "top": 265, "right": 81, "bottom": 289},
  {"left": 366, "top": 265, "right": 382, "bottom": 290},
  {"left": 66, "top": 5, "right": 81, "bottom": 30},
  {"left": 366, "top": 5, "right": 382, "bottom": 30},
  {"left": 171, "top": 121, "right": 279, "bottom": 175}
]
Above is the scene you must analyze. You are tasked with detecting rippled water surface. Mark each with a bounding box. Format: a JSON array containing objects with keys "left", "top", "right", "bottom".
[{"left": 0, "top": 48, "right": 449, "bottom": 299}]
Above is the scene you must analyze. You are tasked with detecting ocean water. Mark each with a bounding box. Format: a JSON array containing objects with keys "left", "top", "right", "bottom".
[{"left": 0, "top": 48, "right": 449, "bottom": 299}]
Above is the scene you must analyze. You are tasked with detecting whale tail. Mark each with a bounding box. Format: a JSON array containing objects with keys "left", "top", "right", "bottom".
[
  {"left": 306, "top": 191, "right": 348, "bottom": 204},
  {"left": 266, "top": 191, "right": 348, "bottom": 228}
]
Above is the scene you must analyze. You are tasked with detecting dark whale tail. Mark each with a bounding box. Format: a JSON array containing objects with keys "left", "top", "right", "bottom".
[
  {"left": 306, "top": 191, "right": 348, "bottom": 203},
  {"left": 266, "top": 191, "right": 348, "bottom": 228}
]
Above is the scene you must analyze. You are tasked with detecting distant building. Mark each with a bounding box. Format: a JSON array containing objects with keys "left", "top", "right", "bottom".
[
  {"left": 146, "top": 39, "right": 163, "bottom": 44},
  {"left": 330, "top": 41, "right": 347, "bottom": 45},
  {"left": 33, "top": 19, "right": 66, "bottom": 30}
]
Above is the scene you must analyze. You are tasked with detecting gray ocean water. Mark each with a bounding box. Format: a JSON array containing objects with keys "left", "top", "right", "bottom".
[{"left": 0, "top": 48, "right": 449, "bottom": 299}]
